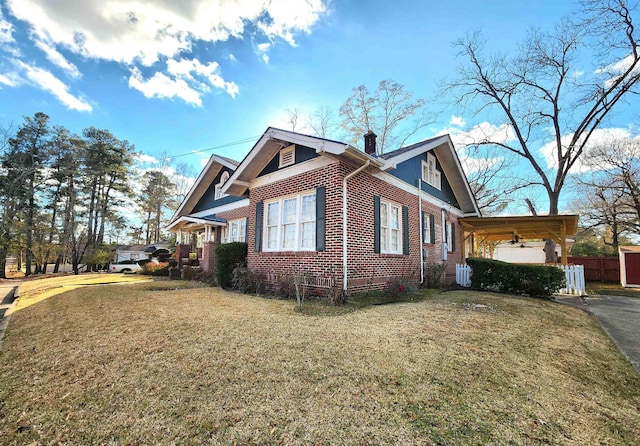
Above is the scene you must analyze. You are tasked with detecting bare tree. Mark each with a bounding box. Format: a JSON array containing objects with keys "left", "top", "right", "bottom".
[
  {"left": 444, "top": 0, "right": 640, "bottom": 260},
  {"left": 285, "top": 107, "right": 303, "bottom": 132},
  {"left": 306, "top": 106, "right": 338, "bottom": 138},
  {"left": 339, "top": 79, "right": 433, "bottom": 154},
  {"left": 447, "top": 1, "right": 640, "bottom": 214},
  {"left": 573, "top": 137, "right": 640, "bottom": 244}
]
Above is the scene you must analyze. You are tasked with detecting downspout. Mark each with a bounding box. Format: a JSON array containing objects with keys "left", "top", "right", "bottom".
[
  {"left": 417, "top": 179, "right": 424, "bottom": 284},
  {"left": 343, "top": 160, "right": 371, "bottom": 292}
]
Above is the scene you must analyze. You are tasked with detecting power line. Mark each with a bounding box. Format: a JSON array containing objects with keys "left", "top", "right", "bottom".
[{"left": 165, "top": 134, "right": 261, "bottom": 159}]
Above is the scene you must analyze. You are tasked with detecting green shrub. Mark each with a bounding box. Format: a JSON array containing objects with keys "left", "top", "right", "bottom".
[
  {"left": 466, "top": 257, "right": 565, "bottom": 299},
  {"left": 141, "top": 262, "right": 170, "bottom": 276},
  {"left": 231, "top": 264, "right": 265, "bottom": 294},
  {"left": 384, "top": 277, "right": 417, "bottom": 300},
  {"left": 215, "top": 242, "right": 248, "bottom": 288}
]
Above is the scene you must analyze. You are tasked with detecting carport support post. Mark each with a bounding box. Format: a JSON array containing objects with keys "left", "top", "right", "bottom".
[{"left": 560, "top": 224, "right": 567, "bottom": 265}]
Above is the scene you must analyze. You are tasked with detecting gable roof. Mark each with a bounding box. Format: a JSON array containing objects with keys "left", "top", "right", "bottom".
[
  {"left": 381, "top": 134, "right": 480, "bottom": 216},
  {"left": 170, "top": 154, "right": 239, "bottom": 223},
  {"left": 223, "top": 127, "right": 385, "bottom": 197},
  {"left": 221, "top": 128, "right": 479, "bottom": 215}
]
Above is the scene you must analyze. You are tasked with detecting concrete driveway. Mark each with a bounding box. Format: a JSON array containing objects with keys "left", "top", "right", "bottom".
[
  {"left": 0, "top": 282, "right": 20, "bottom": 349},
  {"left": 586, "top": 294, "right": 640, "bottom": 372}
]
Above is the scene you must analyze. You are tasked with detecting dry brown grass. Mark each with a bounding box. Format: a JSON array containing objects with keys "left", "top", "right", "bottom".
[{"left": 1, "top": 282, "right": 639, "bottom": 445}]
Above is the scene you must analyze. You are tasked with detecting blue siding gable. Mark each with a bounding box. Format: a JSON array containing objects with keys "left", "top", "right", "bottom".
[
  {"left": 389, "top": 152, "right": 461, "bottom": 209},
  {"left": 192, "top": 168, "right": 245, "bottom": 212},
  {"left": 258, "top": 144, "right": 319, "bottom": 177}
]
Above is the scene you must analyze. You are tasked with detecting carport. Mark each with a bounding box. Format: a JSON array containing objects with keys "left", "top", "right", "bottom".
[{"left": 459, "top": 215, "right": 579, "bottom": 265}]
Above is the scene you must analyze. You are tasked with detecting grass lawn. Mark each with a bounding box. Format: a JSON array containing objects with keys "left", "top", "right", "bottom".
[
  {"left": 587, "top": 283, "right": 640, "bottom": 298},
  {"left": 1, "top": 281, "right": 639, "bottom": 445}
]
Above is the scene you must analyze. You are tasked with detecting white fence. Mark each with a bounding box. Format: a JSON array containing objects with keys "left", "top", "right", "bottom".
[
  {"left": 455, "top": 264, "right": 586, "bottom": 296},
  {"left": 456, "top": 263, "right": 472, "bottom": 287}
]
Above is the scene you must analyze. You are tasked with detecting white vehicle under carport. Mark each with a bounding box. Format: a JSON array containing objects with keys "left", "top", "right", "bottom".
[{"left": 109, "top": 259, "right": 144, "bottom": 273}]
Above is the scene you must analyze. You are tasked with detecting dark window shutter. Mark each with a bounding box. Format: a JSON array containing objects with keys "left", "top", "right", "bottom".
[
  {"left": 254, "top": 201, "right": 263, "bottom": 252},
  {"left": 402, "top": 205, "right": 409, "bottom": 255},
  {"left": 421, "top": 211, "right": 426, "bottom": 243},
  {"left": 429, "top": 214, "right": 436, "bottom": 244},
  {"left": 374, "top": 195, "right": 381, "bottom": 253},
  {"left": 450, "top": 222, "right": 456, "bottom": 251},
  {"left": 244, "top": 217, "right": 249, "bottom": 243},
  {"left": 316, "top": 186, "right": 326, "bottom": 251}
]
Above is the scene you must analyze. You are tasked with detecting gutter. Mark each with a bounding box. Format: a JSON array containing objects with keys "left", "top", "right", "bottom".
[
  {"left": 417, "top": 179, "right": 424, "bottom": 284},
  {"left": 343, "top": 160, "right": 371, "bottom": 292}
]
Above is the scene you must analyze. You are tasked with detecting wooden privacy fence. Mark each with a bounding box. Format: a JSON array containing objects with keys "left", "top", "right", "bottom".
[
  {"left": 567, "top": 256, "right": 619, "bottom": 283},
  {"left": 455, "top": 264, "right": 586, "bottom": 296}
]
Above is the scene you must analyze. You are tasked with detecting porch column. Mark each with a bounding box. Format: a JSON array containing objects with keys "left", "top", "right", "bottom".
[
  {"left": 200, "top": 241, "right": 218, "bottom": 273},
  {"left": 176, "top": 244, "right": 190, "bottom": 268}
]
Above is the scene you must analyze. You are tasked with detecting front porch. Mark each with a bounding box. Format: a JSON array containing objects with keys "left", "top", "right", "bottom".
[{"left": 169, "top": 216, "right": 227, "bottom": 272}]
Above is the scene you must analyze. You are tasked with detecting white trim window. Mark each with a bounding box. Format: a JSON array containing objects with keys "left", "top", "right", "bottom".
[
  {"left": 215, "top": 171, "right": 230, "bottom": 200},
  {"left": 422, "top": 153, "right": 442, "bottom": 190},
  {"left": 422, "top": 211, "right": 431, "bottom": 244},
  {"left": 279, "top": 145, "right": 295, "bottom": 168},
  {"left": 264, "top": 191, "right": 316, "bottom": 251},
  {"left": 380, "top": 199, "right": 402, "bottom": 254},
  {"left": 225, "top": 218, "right": 246, "bottom": 243}
]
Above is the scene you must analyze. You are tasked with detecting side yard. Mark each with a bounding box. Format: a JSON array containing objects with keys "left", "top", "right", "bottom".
[{"left": 0, "top": 281, "right": 639, "bottom": 445}]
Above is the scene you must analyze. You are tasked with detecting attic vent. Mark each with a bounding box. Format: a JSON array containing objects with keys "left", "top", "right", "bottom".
[{"left": 279, "top": 145, "right": 295, "bottom": 168}]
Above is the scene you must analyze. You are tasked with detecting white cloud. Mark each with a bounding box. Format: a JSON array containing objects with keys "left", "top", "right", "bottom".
[
  {"left": 446, "top": 121, "right": 516, "bottom": 148},
  {"left": 0, "top": 73, "right": 17, "bottom": 87},
  {"left": 129, "top": 67, "right": 203, "bottom": 106},
  {"left": 538, "top": 127, "right": 638, "bottom": 172},
  {"left": 6, "top": 0, "right": 328, "bottom": 105},
  {"left": 262, "top": 54, "right": 270, "bottom": 64},
  {"left": 450, "top": 115, "right": 465, "bottom": 127},
  {"left": 595, "top": 53, "right": 640, "bottom": 88},
  {"left": 166, "top": 58, "right": 239, "bottom": 98},
  {"left": 0, "top": 9, "right": 14, "bottom": 44},
  {"left": 18, "top": 61, "right": 92, "bottom": 111},
  {"left": 34, "top": 40, "right": 81, "bottom": 79},
  {"left": 136, "top": 153, "right": 159, "bottom": 165}
]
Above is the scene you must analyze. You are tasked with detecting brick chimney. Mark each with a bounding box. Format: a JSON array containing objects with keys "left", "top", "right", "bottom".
[{"left": 364, "top": 130, "right": 377, "bottom": 155}]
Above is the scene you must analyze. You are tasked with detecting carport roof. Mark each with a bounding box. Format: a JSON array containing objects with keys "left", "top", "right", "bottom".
[{"left": 459, "top": 215, "right": 579, "bottom": 242}]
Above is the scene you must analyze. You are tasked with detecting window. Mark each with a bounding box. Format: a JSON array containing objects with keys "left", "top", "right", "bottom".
[
  {"left": 215, "top": 171, "right": 230, "bottom": 200},
  {"left": 422, "top": 153, "right": 441, "bottom": 190},
  {"left": 225, "top": 218, "right": 246, "bottom": 243},
  {"left": 278, "top": 145, "right": 295, "bottom": 168},
  {"left": 422, "top": 211, "right": 431, "bottom": 244},
  {"left": 264, "top": 191, "right": 316, "bottom": 251},
  {"left": 380, "top": 199, "right": 402, "bottom": 254}
]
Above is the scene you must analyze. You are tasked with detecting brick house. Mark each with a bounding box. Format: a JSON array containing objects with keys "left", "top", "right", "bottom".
[{"left": 168, "top": 127, "right": 480, "bottom": 293}]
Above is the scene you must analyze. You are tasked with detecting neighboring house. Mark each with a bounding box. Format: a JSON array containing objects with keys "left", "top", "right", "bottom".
[
  {"left": 114, "top": 242, "right": 172, "bottom": 263},
  {"left": 493, "top": 239, "right": 575, "bottom": 264},
  {"left": 167, "top": 127, "right": 480, "bottom": 293}
]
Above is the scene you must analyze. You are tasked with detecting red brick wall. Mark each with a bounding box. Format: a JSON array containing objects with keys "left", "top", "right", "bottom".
[
  {"left": 246, "top": 159, "right": 463, "bottom": 294},
  {"left": 200, "top": 241, "right": 218, "bottom": 273}
]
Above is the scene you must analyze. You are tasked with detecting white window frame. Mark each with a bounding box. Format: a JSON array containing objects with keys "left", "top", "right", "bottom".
[
  {"left": 423, "top": 212, "right": 431, "bottom": 244},
  {"left": 215, "top": 171, "right": 230, "bottom": 200},
  {"left": 422, "top": 154, "right": 442, "bottom": 190},
  {"left": 278, "top": 145, "right": 295, "bottom": 168},
  {"left": 224, "top": 218, "right": 246, "bottom": 243},
  {"left": 380, "top": 199, "right": 402, "bottom": 254},
  {"left": 263, "top": 191, "right": 316, "bottom": 252}
]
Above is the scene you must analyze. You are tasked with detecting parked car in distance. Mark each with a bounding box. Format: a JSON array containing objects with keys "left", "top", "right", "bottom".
[{"left": 109, "top": 259, "right": 144, "bottom": 273}]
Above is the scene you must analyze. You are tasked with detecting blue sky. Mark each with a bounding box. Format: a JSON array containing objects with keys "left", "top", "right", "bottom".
[{"left": 0, "top": 0, "right": 637, "bottom": 214}]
